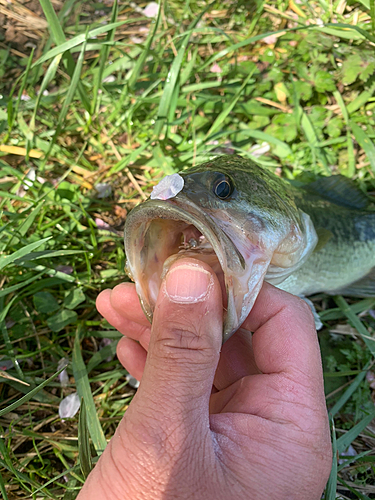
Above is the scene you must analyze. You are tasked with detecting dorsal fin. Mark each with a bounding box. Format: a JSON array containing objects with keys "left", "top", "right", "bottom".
[
  {"left": 304, "top": 175, "right": 369, "bottom": 210},
  {"left": 328, "top": 268, "right": 375, "bottom": 297}
]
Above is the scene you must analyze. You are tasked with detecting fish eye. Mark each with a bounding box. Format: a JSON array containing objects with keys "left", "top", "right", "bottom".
[{"left": 213, "top": 174, "right": 233, "bottom": 200}]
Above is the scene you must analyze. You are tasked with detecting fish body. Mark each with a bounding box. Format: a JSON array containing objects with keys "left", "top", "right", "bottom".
[
  {"left": 278, "top": 188, "right": 375, "bottom": 297},
  {"left": 124, "top": 155, "right": 375, "bottom": 342}
]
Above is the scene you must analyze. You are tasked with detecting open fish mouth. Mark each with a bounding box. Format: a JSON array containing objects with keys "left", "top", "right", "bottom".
[{"left": 124, "top": 197, "right": 268, "bottom": 342}]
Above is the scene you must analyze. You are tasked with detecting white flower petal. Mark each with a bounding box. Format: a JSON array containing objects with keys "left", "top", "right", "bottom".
[
  {"left": 95, "top": 183, "right": 112, "bottom": 198},
  {"left": 143, "top": 2, "right": 159, "bottom": 18},
  {"left": 150, "top": 173, "right": 184, "bottom": 200},
  {"left": 59, "top": 393, "right": 81, "bottom": 419}
]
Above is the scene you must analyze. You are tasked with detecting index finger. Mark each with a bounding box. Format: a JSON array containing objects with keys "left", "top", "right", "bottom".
[{"left": 242, "top": 283, "right": 323, "bottom": 384}]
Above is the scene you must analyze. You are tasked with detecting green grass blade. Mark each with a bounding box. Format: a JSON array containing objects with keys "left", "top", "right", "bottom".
[
  {"left": 0, "top": 469, "right": 9, "bottom": 500},
  {"left": 39, "top": 0, "right": 66, "bottom": 45},
  {"left": 29, "top": 55, "right": 62, "bottom": 133},
  {"left": 33, "top": 21, "right": 132, "bottom": 67},
  {"left": 0, "top": 271, "right": 45, "bottom": 299},
  {"left": 371, "top": 0, "right": 375, "bottom": 33},
  {"left": 39, "top": 0, "right": 90, "bottom": 112},
  {"left": 329, "top": 361, "right": 371, "bottom": 417},
  {"left": 301, "top": 111, "right": 330, "bottom": 173},
  {"left": 350, "top": 120, "right": 375, "bottom": 174},
  {"left": 337, "top": 477, "right": 371, "bottom": 499},
  {"left": 324, "top": 417, "right": 337, "bottom": 500},
  {"left": 91, "top": 0, "right": 118, "bottom": 115},
  {"left": 0, "top": 237, "right": 51, "bottom": 271},
  {"left": 0, "top": 364, "right": 67, "bottom": 417},
  {"left": 336, "top": 409, "right": 375, "bottom": 454},
  {"left": 205, "top": 67, "right": 256, "bottom": 139},
  {"left": 41, "top": 36, "right": 88, "bottom": 170},
  {"left": 154, "top": 31, "right": 191, "bottom": 135},
  {"left": 154, "top": 3, "right": 212, "bottom": 135},
  {"left": 78, "top": 398, "right": 93, "bottom": 479},
  {"left": 128, "top": 4, "right": 162, "bottom": 91},
  {"left": 72, "top": 327, "right": 107, "bottom": 455},
  {"left": 333, "top": 90, "right": 349, "bottom": 124},
  {"left": 11, "top": 200, "right": 45, "bottom": 243},
  {"left": 334, "top": 295, "right": 375, "bottom": 357},
  {"left": 86, "top": 341, "right": 118, "bottom": 374},
  {"left": 5, "top": 48, "right": 34, "bottom": 140}
]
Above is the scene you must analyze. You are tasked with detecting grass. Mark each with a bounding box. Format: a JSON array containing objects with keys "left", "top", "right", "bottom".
[{"left": 2, "top": 0, "right": 375, "bottom": 497}]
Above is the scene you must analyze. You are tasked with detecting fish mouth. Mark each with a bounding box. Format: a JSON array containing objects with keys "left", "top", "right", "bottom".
[{"left": 124, "top": 197, "right": 268, "bottom": 342}]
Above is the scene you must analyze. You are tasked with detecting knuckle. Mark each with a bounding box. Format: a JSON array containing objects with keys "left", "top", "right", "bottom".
[{"left": 155, "top": 314, "right": 214, "bottom": 355}]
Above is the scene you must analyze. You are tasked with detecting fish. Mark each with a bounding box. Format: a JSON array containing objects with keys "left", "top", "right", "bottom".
[{"left": 124, "top": 154, "right": 375, "bottom": 342}]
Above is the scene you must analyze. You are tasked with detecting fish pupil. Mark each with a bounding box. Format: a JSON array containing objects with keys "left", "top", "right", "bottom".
[{"left": 214, "top": 177, "right": 232, "bottom": 200}]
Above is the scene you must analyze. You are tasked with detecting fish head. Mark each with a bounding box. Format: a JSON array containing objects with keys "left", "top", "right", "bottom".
[{"left": 124, "top": 155, "right": 317, "bottom": 342}]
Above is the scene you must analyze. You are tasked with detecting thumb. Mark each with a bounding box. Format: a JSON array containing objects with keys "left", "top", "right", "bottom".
[{"left": 132, "top": 258, "right": 223, "bottom": 426}]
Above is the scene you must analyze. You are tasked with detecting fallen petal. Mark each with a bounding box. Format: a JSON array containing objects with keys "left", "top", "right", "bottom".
[
  {"left": 59, "top": 393, "right": 81, "bottom": 419},
  {"left": 95, "top": 183, "right": 112, "bottom": 199},
  {"left": 150, "top": 173, "right": 184, "bottom": 200},
  {"left": 143, "top": 2, "right": 159, "bottom": 18},
  {"left": 210, "top": 63, "right": 222, "bottom": 74}
]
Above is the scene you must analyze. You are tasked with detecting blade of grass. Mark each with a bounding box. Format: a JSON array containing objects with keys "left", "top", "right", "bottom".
[
  {"left": 329, "top": 361, "right": 371, "bottom": 417},
  {"left": 91, "top": 0, "right": 118, "bottom": 115},
  {"left": 336, "top": 409, "right": 375, "bottom": 454},
  {"left": 9, "top": 200, "right": 45, "bottom": 246},
  {"left": 325, "top": 417, "right": 337, "bottom": 500},
  {"left": 301, "top": 111, "right": 330, "bottom": 174},
  {"left": 155, "top": 2, "right": 214, "bottom": 136},
  {"left": 0, "top": 363, "right": 67, "bottom": 417},
  {"left": 334, "top": 90, "right": 355, "bottom": 176},
  {"left": 5, "top": 48, "right": 34, "bottom": 141},
  {"left": 205, "top": 67, "right": 256, "bottom": 139},
  {"left": 371, "top": 0, "right": 375, "bottom": 34},
  {"left": 29, "top": 54, "right": 62, "bottom": 135},
  {"left": 40, "top": 35, "right": 88, "bottom": 171},
  {"left": 334, "top": 295, "right": 375, "bottom": 357},
  {"left": 78, "top": 398, "right": 93, "bottom": 479},
  {"left": 0, "top": 469, "right": 9, "bottom": 500},
  {"left": 0, "top": 296, "right": 23, "bottom": 379},
  {"left": 128, "top": 3, "right": 162, "bottom": 91},
  {"left": 86, "top": 341, "right": 118, "bottom": 374},
  {"left": 337, "top": 477, "right": 371, "bottom": 500},
  {"left": 0, "top": 271, "right": 45, "bottom": 299},
  {"left": 350, "top": 120, "right": 375, "bottom": 174},
  {"left": 33, "top": 21, "right": 134, "bottom": 67},
  {"left": 72, "top": 327, "right": 107, "bottom": 455},
  {"left": 0, "top": 237, "right": 51, "bottom": 271},
  {"left": 38, "top": 0, "right": 90, "bottom": 112},
  {"left": 337, "top": 449, "right": 374, "bottom": 472}
]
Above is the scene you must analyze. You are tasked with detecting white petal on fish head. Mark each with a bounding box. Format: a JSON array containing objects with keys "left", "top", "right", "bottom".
[{"left": 150, "top": 173, "right": 184, "bottom": 200}]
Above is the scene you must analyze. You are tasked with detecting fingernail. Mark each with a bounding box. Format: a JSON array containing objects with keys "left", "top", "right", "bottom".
[{"left": 165, "top": 263, "right": 212, "bottom": 303}]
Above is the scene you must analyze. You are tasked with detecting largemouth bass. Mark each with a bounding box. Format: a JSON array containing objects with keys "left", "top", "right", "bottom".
[{"left": 124, "top": 155, "right": 375, "bottom": 342}]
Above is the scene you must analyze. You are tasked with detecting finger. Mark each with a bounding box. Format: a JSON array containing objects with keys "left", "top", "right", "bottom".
[
  {"left": 213, "top": 327, "right": 260, "bottom": 391},
  {"left": 242, "top": 282, "right": 323, "bottom": 388},
  {"left": 133, "top": 258, "right": 223, "bottom": 432},
  {"left": 117, "top": 336, "right": 147, "bottom": 381},
  {"left": 96, "top": 289, "right": 151, "bottom": 349},
  {"left": 110, "top": 283, "right": 150, "bottom": 326}
]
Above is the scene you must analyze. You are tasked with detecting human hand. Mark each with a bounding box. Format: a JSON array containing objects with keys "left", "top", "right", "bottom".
[{"left": 78, "top": 258, "right": 332, "bottom": 500}]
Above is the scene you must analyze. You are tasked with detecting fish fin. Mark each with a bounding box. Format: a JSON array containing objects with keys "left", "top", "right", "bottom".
[
  {"left": 313, "top": 227, "right": 333, "bottom": 253},
  {"left": 298, "top": 296, "right": 323, "bottom": 330},
  {"left": 328, "top": 268, "right": 375, "bottom": 297},
  {"left": 304, "top": 175, "right": 369, "bottom": 210}
]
